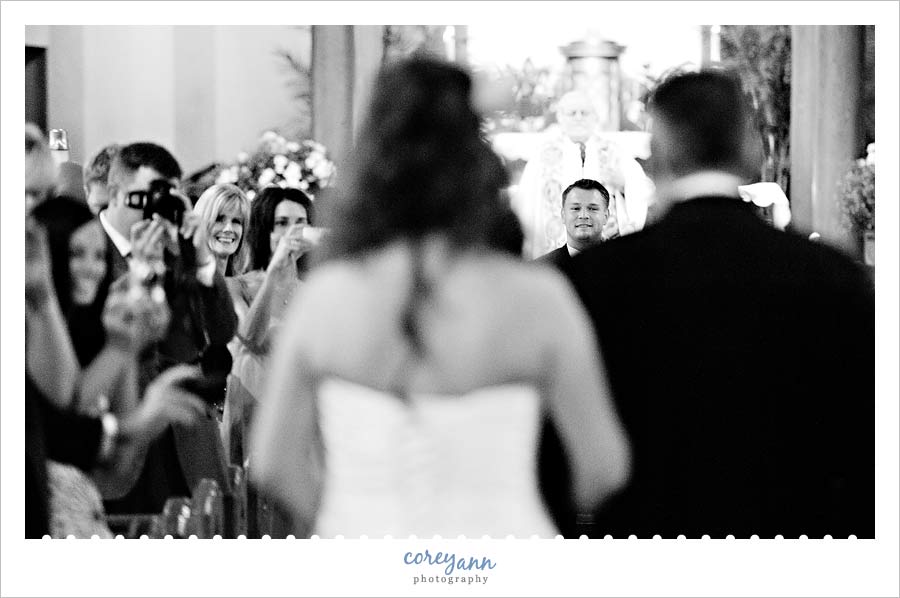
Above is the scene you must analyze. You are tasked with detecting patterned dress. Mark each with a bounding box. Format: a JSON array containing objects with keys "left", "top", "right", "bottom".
[{"left": 513, "top": 130, "right": 655, "bottom": 259}]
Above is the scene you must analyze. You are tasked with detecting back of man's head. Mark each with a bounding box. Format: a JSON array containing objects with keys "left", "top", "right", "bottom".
[
  {"left": 647, "top": 69, "right": 761, "bottom": 184},
  {"left": 108, "top": 142, "right": 182, "bottom": 191},
  {"left": 84, "top": 144, "right": 121, "bottom": 189}
]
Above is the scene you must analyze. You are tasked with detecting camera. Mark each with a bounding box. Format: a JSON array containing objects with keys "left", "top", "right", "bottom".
[
  {"left": 301, "top": 226, "right": 326, "bottom": 245},
  {"left": 127, "top": 255, "right": 167, "bottom": 304},
  {"left": 177, "top": 344, "right": 232, "bottom": 407},
  {"left": 143, "top": 179, "right": 186, "bottom": 227},
  {"left": 142, "top": 178, "right": 199, "bottom": 271},
  {"left": 177, "top": 375, "right": 227, "bottom": 408}
]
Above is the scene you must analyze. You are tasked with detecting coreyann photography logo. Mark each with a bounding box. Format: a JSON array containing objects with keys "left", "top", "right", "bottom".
[{"left": 403, "top": 549, "right": 496, "bottom": 586}]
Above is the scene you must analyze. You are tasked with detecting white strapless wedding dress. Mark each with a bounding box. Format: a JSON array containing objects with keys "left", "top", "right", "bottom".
[{"left": 313, "top": 378, "right": 558, "bottom": 538}]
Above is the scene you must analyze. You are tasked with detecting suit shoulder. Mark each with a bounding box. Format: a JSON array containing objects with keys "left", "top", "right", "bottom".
[
  {"left": 567, "top": 230, "right": 653, "bottom": 271},
  {"left": 534, "top": 246, "right": 567, "bottom": 266},
  {"left": 812, "top": 248, "right": 873, "bottom": 297},
  {"left": 762, "top": 229, "right": 869, "bottom": 287}
]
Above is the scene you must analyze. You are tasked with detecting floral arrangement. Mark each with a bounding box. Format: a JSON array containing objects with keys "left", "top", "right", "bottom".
[
  {"left": 838, "top": 142, "right": 875, "bottom": 233},
  {"left": 211, "top": 131, "right": 335, "bottom": 201}
]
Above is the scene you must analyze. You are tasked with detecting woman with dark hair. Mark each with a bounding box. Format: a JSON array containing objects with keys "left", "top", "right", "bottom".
[
  {"left": 32, "top": 196, "right": 111, "bottom": 366},
  {"left": 222, "top": 185, "right": 318, "bottom": 535},
  {"left": 30, "top": 195, "right": 171, "bottom": 536},
  {"left": 251, "top": 57, "right": 631, "bottom": 538},
  {"left": 236, "top": 185, "right": 316, "bottom": 353}
]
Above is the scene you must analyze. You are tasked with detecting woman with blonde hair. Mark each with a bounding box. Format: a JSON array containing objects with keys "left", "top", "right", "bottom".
[
  {"left": 223, "top": 185, "right": 318, "bottom": 537},
  {"left": 193, "top": 183, "right": 252, "bottom": 459},
  {"left": 193, "top": 183, "right": 251, "bottom": 278}
]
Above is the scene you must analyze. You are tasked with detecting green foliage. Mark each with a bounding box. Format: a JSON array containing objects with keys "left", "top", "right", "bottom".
[
  {"left": 274, "top": 47, "right": 312, "bottom": 139},
  {"left": 720, "top": 26, "right": 792, "bottom": 189}
]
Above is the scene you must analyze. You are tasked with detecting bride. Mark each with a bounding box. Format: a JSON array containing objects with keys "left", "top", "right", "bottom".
[{"left": 251, "top": 56, "right": 631, "bottom": 538}]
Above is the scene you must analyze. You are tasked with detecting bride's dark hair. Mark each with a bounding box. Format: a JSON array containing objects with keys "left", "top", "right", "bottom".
[
  {"left": 316, "top": 56, "right": 509, "bottom": 262},
  {"left": 315, "top": 56, "right": 512, "bottom": 360}
]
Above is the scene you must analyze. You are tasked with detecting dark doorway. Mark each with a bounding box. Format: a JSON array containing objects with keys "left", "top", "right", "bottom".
[{"left": 26, "top": 46, "right": 47, "bottom": 132}]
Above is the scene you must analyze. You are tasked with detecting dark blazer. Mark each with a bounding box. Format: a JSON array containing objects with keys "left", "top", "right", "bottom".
[
  {"left": 536, "top": 245, "right": 572, "bottom": 269},
  {"left": 562, "top": 196, "right": 875, "bottom": 538},
  {"left": 103, "top": 234, "right": 237, "bottom": 514},
  {"left": 106, "top": 235, "right": 130, "bottom": 282},
  {"left": 26, "top": 375, "right": 103, "bottom": 538}
]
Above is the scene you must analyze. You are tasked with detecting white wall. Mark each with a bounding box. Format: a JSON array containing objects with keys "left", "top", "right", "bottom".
[
  {"left": 37, "top": 25, "right": 311, "bottom": 175},
  {"left": 25, "top": 25, "right": 49, "bottom": 47},
  {"left": 214, "top": 26, "right": 312, "bottom": 169},
  {"left": 82, "top": 26, "right": 178, "bottom": 163}
]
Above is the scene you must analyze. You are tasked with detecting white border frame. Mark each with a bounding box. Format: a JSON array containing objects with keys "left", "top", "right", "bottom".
[{"left": 3, "top": 2, "right": 897, "bottom": 596}]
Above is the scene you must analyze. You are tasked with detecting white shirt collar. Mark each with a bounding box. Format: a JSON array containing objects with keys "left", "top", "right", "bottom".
[
  {"left": 99, "top": 210, "right": 132, "bottom": 257},
  {"left": 662, "top": 170, "right": 744, "bottom": 203},
  {"left": 566, "top": 244, "right": 581, "bottom": 257}
]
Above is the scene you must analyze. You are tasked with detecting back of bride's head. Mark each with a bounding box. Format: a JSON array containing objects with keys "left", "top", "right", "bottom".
[{"left": 318, "top": 56, "right": 509, "bottom": 261}]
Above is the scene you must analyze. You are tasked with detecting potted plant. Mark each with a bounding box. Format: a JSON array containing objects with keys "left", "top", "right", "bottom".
[{"left": 837, "top": 143, "right": 875, "bottom": 266}]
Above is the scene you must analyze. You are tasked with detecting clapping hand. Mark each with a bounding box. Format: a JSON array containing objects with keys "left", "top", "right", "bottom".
[
  {"left": 268, "top": 224, "right": 315, "bottom": 275},
  {"left": 103, "top": 287, "right": 171, "bottom": 354},
  {"left": 601, "top": 204, "right": 620, "bottom": 242},
  {"left": 177, "top": 196, "right": 214, "bottom": 269},
  {"left": 118, "top": 365, "right": 208, "bottom": 447},
  {"left": 130, "top": 217, "right": 168, "bottom": 264}
]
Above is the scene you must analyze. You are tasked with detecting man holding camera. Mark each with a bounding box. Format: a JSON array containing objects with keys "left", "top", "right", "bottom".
[{"left": 98, "top": 142, "right": 237, "bottom": 515}]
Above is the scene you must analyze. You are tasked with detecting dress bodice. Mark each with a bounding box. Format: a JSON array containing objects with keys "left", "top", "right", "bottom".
[{"left": 313, "top": 378, "right": 558, "bottom": 538}]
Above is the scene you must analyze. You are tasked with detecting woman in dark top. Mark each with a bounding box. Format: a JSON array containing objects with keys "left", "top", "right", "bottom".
[{"left": 32, "top": 195, "right": 111, "bottom": 367}]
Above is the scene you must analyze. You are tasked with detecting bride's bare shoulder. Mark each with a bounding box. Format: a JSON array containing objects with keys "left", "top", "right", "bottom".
[
  {"left": 472, "top": 256, "right": 579, "bottom": 311},
  {"left": 297, "top": 254, "right": 402, "bottom": 320},
  {"left": 299, "top": 261, "right": 365, "bottom": 307}
]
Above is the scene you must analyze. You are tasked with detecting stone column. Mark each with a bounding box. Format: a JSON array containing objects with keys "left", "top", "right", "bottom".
[
  {"left": 312, "top": 26, "right": 355, "bottom": 168},
  {"left": 312, "top": 25, "right": 384, "bottom": 168},
  {"left": 351, "top": 26, "right": 385, "bottom": 136},
  {"left": 174, "top": 27, "right": 216, "bottom": 174},
  {"left": 560, "top": 38, "right": 625, "bottom": 132},
  {"left": 790, "top": 25, "right": 865, "bottom": 253}
]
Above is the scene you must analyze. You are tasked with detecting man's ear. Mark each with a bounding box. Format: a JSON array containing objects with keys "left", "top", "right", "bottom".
[{"left": 106, "top": 185, "right": 120, "bottom": 208}]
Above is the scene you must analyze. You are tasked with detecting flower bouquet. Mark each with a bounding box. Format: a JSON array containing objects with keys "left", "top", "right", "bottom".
[
  {"left": 210, "top": 131, "right": 335, "bottom": 201},
  {"left": 837, "top": 143, "right": 875, "bottom": 265},
  {"left": 838, "top": 143, "right": 875, "bottom": 233}
]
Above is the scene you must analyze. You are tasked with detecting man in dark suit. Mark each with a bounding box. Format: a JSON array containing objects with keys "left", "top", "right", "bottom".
[
  {"left": 98, "top": 142, "right": 238, "bottom": 515},
  {"left": 537, "top": 178, "right": 616, "bottom": 268},
  {"left": 563, "top": 70, "right": 874, "bottom": 538},
  {"left": 536, "top": 178, "right": 615, "bottom": 537},
  {"left": 25, "top": 211, "right": 207, "bottom": 538},
  {"left": 26, "top": 367, "right": 209, "bottom": 538}
]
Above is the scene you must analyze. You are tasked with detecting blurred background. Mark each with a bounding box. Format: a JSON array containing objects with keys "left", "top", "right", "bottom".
[{"left": 25, "top": 23, "right": 876, "bottom": 260}]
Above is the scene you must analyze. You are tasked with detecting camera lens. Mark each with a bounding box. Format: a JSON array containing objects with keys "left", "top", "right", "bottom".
[{"left": 144, "top": 179, "right": 184, "bottom": 226}]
